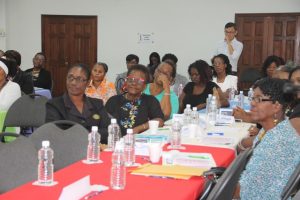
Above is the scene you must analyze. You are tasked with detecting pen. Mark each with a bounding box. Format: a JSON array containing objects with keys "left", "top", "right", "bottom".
[
  {"left": 158, "top": 128, "right": 170, "bottom": 130},
  {"left": 149, "top": 175, "right": 175, "bottom": 179},
  {"left": 187, "top": 155, "right": 209, "bottom": 159},
  {"left": 207, "top": 132, "right": 224, "bottom": 136}
]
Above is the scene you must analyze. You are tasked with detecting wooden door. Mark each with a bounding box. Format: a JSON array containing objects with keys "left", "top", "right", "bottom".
[
  {"left": 42, "top": 15, "right": 97, "bottom": 97},
  {"left": 235, "top": 13, "right": 300, "bottom": 91}
]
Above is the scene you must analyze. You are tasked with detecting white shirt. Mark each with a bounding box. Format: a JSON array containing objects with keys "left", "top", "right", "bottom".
[
  {"left": 213, "top": 75, "right": 237, "bottom": 92},
  {"left": 0, "top": 80, "right": 21, "bottom": 111},
  {"left": 215, "top": 38, "right": 243, "bottom": 72}
]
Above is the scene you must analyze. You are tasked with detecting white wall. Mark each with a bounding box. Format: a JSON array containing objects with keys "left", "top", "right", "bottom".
[
  {"left": 2, "top": 0, "right": 300, "bottom": 81},
  {"left": 0, "top": 0, "right": 6, "bottom": 50}
]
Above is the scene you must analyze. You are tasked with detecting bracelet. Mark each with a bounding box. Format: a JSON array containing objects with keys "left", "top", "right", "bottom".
[
  {"left": 237, "top": 140, "right": 247, "bottom": 151},
  {"left": 164, "top": 93, "right": 171, "bottom": 96}
]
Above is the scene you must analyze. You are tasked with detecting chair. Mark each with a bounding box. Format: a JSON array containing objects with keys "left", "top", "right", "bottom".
[
  {"left": 204, "top": 148, "right": 253, "bottom": 200},
  {"left": 0, "top": 134, "right": 38, "bottom": 193},
  {"left": 238, "top": 68, "right": 261, "bottom": 92},
  {"left": 281, "top": 163, "right": 300, "bottom": 200},
  {"left": 1, "top": 94, "right": 48, "bottom": 132},
  {"left": 29, "top": 120, "right": 89, "bottom": 171}
]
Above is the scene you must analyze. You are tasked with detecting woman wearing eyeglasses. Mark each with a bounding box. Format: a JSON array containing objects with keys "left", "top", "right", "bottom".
[
  {"left": 179, "top": 59, "right": 229, "bottom": 112},
  {"left": 105, "top": 64, "right": 164, "bottom": 136},
  {"left": 143, "top": 61, "right": 179, "bottom": 120},
  {"left": 234, "top": 78, "right": 300, "bottom": 199},
  {"left": 85, "top": 62, "right": 116, "bottom": 104},
  {"left": 46, "top": 63, "right": 111, "bottom": 144}
]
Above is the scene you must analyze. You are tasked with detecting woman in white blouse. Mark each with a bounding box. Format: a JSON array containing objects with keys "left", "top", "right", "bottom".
[
  {"left": 211, "top": 54, "right": 237, "bottom": 98},
  {"left": 0, "top": 58, "right": 21, "bottom": 111}
]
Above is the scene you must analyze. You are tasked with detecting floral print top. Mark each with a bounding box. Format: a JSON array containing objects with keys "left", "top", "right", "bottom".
[
  {"left": 120, "top": 97, "right": 141, "bottom": 129},
  {"left": 85, "top": 78, "right": 116, "bottom": 104}
]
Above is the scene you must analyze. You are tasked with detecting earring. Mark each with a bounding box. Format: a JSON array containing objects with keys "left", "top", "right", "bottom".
[{"left": 273, "top": 113, "right": 278, "bottom": 125}]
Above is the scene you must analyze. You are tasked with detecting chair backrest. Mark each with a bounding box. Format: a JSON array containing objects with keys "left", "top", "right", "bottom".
[
  {"left": 281, "top": 163, "right": 300, "bottom": 200},
  {"left": 2, "top": 94, "right": 48, "bottom": 131},
  {"left": 0, "top": 134, "right": 38, "bottom": 193},
  {"left": 238, "top": 68, "right": 261, "bottom": 91},
  {"left": 29, "top": 120, "right": 89, "bottom": 171},
  {"left": 206, "top": 148, "right": 253, "bottom": 200}
]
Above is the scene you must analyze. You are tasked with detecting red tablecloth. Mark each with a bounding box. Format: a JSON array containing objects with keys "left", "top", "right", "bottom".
[{"left": 0, "top": 145, "right": 235, "bottom": 200}]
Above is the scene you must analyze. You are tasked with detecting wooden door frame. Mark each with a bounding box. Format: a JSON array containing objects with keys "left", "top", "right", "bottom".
[
  {"left": 41, "top": 14, "right": 98, "bottom": 71},
  {"left": 235, "top": 12, "right": 300, "bottom": 65}
]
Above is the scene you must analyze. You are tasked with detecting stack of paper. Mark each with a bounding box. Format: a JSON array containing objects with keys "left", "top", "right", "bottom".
[{"left": 131, "top": 163, "right": 206, "bottom": 180}]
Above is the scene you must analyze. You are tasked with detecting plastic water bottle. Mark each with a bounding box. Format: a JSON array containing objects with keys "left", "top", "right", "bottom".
[
  {"left": 229, "top": 86, "right": 236, "bottom": 101},
  {"left": 110, "top": 140, "right": 126, "bottom": 190},
  {"left": 238, "top": 91, "right": 244, "bottom": 109},
  {"left": 107, "top": 118, "right": 121, "bottom": 151},
  {"left": 208, "top": 98, "right": 217, "bottom": 125},
  {"left": 171, "top": 118, "right": 182, "bottom": 148},
  {"left": 87, "top": 126, "right": 101, "bottom": 162},
  {"left": 248, "top": 88, "right": 254, "bottom": 102},
  {"left": 191, "top": 107, "right": 199, "bottom": 125},
  {"left": 177, "top": 83, "right": 184, "bottom": 97},
  {"left": 124, "top": 129, "right": 135, "bottom": 166},
  {"left": 206, "top": 94, "right": 213, "bottom": 115},
  {"left": 38, "top": 140, "right": 54, "bottom": 184},
  {"left": 183, "top": 104, "right": 192, "bottom": 125}
]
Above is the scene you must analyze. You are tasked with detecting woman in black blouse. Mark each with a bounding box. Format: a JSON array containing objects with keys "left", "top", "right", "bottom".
[
  {"left": 106, "top": 64, "right": 164, "bottom": 136},
  {"left": 179, "top": 59, "right": 229, "bottom": 112}
]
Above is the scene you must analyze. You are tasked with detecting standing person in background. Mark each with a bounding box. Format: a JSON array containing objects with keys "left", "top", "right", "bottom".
[
  {"left": 215, "top": 22, "right": 243, "bottom": 75},
  {"left": 115, "top": 54, "right": 139, "bottom": 94},
  {"left": 85, "top": 62, "right": 116, "bottom": 104},
  {"left": 4, "top": 50, "right": 34, "bottom": 94},
  {"left": 0, "top": 58, "right": 21, "bottom": 111},
  {"left": 211, "top": 54, "right": 237, "bottom": 98},
  {"left": 161, "top": 53, "right": 188, "bottom": 96},
  {"left": 25, "top": 52, "right": 52, "bottom": 90},
  {"left": 147, "top": 52, "right": 161, "bottom": 82}
]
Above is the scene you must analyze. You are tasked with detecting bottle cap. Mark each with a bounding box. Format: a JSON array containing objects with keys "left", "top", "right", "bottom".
[
  {"left": 240, "top": 91, "right": 243, "bottom": 94},
  {"left": 127, "top": 129, "right": 133, "bottom": 134},
  {"left": 111, "top": 118, "right": 117, "bottom": 123},
  {"left": 42, "top": 140, "right": 50, "bottom": 148},
  {"left": 91, "top": 126, "right": 98, "bottom": 132},
  {"left": 192, "top": 107, "right": 197, "bottom": 111},
  {"left": 186, "top": 104, "right": 191, "bottom": 108},
  {"left": 212, "top": 96, "right": 216, "bottom": 100},
  {"left": 208, "top": 94, "right": 212, "bottom": 97}
]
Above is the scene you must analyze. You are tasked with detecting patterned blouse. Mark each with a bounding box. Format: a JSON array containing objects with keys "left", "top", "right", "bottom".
[
  {"left": 85, "top": 78, "right": 116, "bottom": 104},
  {"left": 240, "top": 119, "right": 300, "bottom": 200}
]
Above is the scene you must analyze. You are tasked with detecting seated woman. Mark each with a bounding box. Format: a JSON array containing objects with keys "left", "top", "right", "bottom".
[
  {"left": 288, "top": 66, "right": 300, "bottom": 133},
  {"left": 46, "top": 63, "right": 110, "bottom": 144},
  {"left": 211, "top": 54, "right": 237, "bottom": 97},
  {"left": 261, "top": 55, "right": 285, "bottom": 78},
  {"left": 0, "top": 58, "right": 21, "bottom": 111},
  {"left": 144, "top": 61, "right": 179, "bottom": 120},
  {"left": 85, "top": 62, "right": 116, "bottom": 104},
  {"left": 234, "top": 78, "right": 300, "bottom": 199},
  {"left": 179, "top": 59, "right": 229, "bottom": 112},
  {"left": 106, "top": 64, "right": 164, "bottom": 136},
  {"left": 233, "top": 55, "right": 285, "bottom": 123}
]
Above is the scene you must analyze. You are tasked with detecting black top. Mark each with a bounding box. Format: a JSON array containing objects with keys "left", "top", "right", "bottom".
[
  {"left": 13, "top": 69, "right": 34, "bottom": 95},
  {"left": 46, "top": 93, "right": 110, "bottom": 144},
  {"left": 105, "top": 94, "right": 164, "bottom": 136},
  {"left": 25, "top": 68, "right": 52, "bottom": 90},
  {"left": 183, "top": 81, "right": 220, "bottom": 108}
]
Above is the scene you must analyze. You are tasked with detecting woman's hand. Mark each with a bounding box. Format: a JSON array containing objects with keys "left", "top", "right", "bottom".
[
  {"left": 157, "top": 74, "right": 170, "bottom": 91},
  {"left": 213, "top": 87, "right": 221, "bottom": 108},
  {"left": 248, "top": 125, "right": 260, "bottom": 136}
]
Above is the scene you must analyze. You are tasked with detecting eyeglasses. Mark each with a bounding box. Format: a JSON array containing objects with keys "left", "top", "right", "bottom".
[
  {"left": 66, "top": 75, "right": 87, "bottom": 83},
  {"left": 126, "top": 76, "right": 145, "bottom": 85},
  {"left": 249, "top": 96, "right": 274, "bottom": 103}
]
